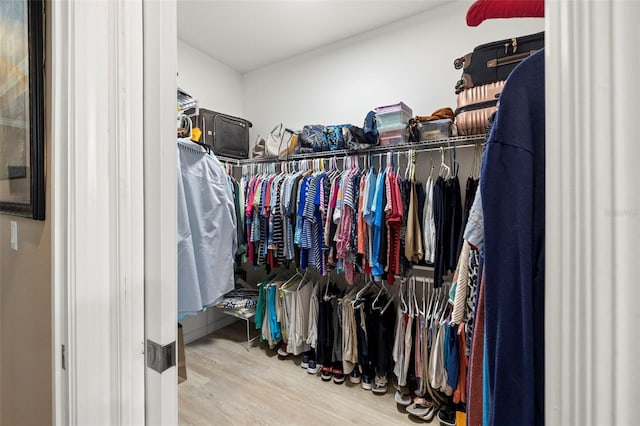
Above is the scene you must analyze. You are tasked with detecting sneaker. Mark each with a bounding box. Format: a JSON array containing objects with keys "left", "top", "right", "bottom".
[
  {"left": 332, "top": 366, "right": 345, "bottom": 385},
  {"left": 420, "top": 406, "right": 438, "bottom": 422},
  {"left": 300, "top": 354, "right": 310, "bottom": 369},
  {"left": 307, "top": 360, "right": 319, "bottom": 374},
  {"left": 394, "top": 390, "right": 412, "bottom": 406},
  {"left": 361, "top": 373, "right": 373, "bottom": 390},
  {"left": 277, "top": 343, "right": 288, "bottom": 357},
  {"left": 349, "top": 368, "right": 362, "bottom": 384},
  {"left": 320, "top": 366, "right": 333, "bottom": 382},
  {"left": 372, "top": 374, "right": 388, "bottom": 394}
]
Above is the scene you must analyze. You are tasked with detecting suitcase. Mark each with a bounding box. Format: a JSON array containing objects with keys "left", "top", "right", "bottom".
[
  {"left": 190, "top": 108, "right": 252, "bottom": 159},
  {"left": 454, "top": 31, "right": 544, "bottom": 94},
  {"left": 454, "top": 81, "right": 505, "bottom": 136}
]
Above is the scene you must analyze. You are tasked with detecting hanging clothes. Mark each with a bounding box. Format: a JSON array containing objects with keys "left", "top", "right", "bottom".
[
  {"left": 177, "top": 139, "right": 237, "bottom": 317},
  {"left": 480, "top": 50, "right": 545, "bottom": 426},
  {"left": 423, "top": 175, "right": 436, "bottom": 265}
]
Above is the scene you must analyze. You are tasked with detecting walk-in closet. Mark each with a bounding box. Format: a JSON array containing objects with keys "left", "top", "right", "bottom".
[{"left": 175, "top": 1, "right": 545, "bottom": 424}]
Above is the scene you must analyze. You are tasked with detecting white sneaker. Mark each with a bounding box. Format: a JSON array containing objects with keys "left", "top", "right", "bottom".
[
  {"left": 394, "top": 390, "right": 412, "bottom": 406},
  {"left": 372, "top": 374, "right": 388, "bottom": 394}
]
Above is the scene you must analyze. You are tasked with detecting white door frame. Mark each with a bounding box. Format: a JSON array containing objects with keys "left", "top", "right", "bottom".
[
  {"left": 545, "top": 0, "right": 640, "bottom": 424},
  {"left": 50, "top": 0, "right": 640, "bottom": 424},
  {"left": 142, "top": 0, "right": 179, "bottom": 424},
  {"left": 51, "top": 0, "right": 146, "bottom": 424}
]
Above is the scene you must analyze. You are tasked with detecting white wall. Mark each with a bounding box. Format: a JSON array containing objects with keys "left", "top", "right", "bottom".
[
  {"left": 177, "top": 39, "right": 243, "bottom": 117},
  {"left": 176, "top": 39, "right": 242, "bottom": 343},
  {"left": 243, "top": 1, "right": 544, "bottom": 141}
]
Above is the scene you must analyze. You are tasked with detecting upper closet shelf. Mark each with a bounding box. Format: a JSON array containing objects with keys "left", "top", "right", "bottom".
[
  {"left": 177, "top": 88, "right": 199, "bottom": 117},
  {"left": 215, "top": 133, "right": 487, "bottom": 166}
]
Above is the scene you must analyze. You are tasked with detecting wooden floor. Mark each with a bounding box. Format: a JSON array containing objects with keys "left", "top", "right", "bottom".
[{"left": 178, "top": 321, "right": 436, "bottom": 425}]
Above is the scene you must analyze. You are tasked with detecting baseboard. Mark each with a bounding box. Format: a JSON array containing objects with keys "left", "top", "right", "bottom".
[
  {"left": 183, "top": 324, "right": 209, "bottom": 345},
  {"left": 182, "top": 313, "right": 238, "bottom": 345},
  {"left": 207, "top": 315, "right": 238, "bottom": 335}
]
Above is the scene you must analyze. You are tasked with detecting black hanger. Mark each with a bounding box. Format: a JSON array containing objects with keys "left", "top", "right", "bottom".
[{"left": 192, "top": 141, "right": 212, "bottom": 155}]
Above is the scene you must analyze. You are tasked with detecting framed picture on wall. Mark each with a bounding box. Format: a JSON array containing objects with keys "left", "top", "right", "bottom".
[{"left": 0, "top": 0, "right": 45, "bottom": 220}]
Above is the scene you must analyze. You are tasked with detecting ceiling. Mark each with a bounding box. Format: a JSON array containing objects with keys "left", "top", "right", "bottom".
[{"left": 177, "top": 1, "right": 448, "bottom": 73}]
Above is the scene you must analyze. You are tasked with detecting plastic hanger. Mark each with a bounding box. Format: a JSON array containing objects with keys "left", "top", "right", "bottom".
[
  {"left": 371, "top": 280, "right": 390, "bottom": 310},
  {"left": 411, "top": 277, "right": 420, "bottom": 316},
  {"left": 381, "top": 279, "right": 399, "bottom": 314},
  {"left": 420, "top": 277, "right": 426, "bottom": 317},
  {"left": 323, "top": 273, "right": 334, "bottom": 301},
  {"left": 399, "top": 278, "right": 409, "bottom": 314},
  {"left": 439, "top": 147, "right": 450, "bottom": 178},
  {"left": 354, "top": 279, "right": 372, "bottom": 300}
]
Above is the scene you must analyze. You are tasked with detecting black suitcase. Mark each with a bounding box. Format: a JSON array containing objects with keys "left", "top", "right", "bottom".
[
  {"left": 454, "top": 31, "right": 544, "bottom": 94},
  {"left": 191, "top": 108, "right": 252, "bottom": 159}
]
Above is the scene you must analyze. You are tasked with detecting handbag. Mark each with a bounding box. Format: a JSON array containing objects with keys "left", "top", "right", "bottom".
[
  {"left": 278, "top": 128, "right": 298, "bottom": 158},
  {"left": 251, "top": 134, "right": 267, "bottom": 158},
  {"left": 264, "top": 124, "right": 285, "bottom": 158}
]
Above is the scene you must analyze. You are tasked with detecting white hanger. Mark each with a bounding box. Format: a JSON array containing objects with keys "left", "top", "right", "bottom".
[
  {"left": 371, "top": 280, "right": 389, "bottom": 310},
  {"left": 439, "top": 147, "right": 450, "bottom": 178},
  {"left": 399, "top": 278, "right": 409, "bottom": 314},
  {"left": 323, "top": 273, "right": 334, "bottom": 301},
  {"left": 419, "top": 277, "right": 426, "bottom": 316}
]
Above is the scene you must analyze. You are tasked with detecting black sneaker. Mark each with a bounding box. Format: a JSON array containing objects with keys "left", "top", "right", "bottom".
[
  {"left": 307, "top": 360, "right": 319, "bottom": 374},
  {"left": 321, "top": 366, "right": 333, "bottom": 382},
  {"left": 301, "top": 354, "right": 310, "bottom": 369},
  {"left": 349, "top": 368, "right": 362, "bottom": 384},
  {"left": 361, "top": 373, "right": 373, "bottom": 390}
]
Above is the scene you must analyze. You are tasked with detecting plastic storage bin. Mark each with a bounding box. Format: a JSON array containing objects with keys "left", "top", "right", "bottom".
[
  {"left": 377, "top": 121, "right": 408, "bottom": 135},
  {"left": 379, "top": 128, "right": 409, "bottom": 146},
  {"left": 375, "top": 102, "right": 413, "bottom": 129},
  {"left": 417, "top": 119, "right": 453, "bottom": 140}
]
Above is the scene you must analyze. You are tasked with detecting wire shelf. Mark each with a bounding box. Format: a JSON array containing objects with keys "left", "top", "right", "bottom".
[{"left": 215, "top": 133, "right": 487, "bottom": 166}]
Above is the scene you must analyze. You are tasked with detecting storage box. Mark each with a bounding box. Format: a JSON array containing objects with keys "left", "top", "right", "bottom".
[
  {"left": 417, "top": 119, "right": 453, "bottom": 140},
  {"left": 375, "top": 102, "right": 413, "bottom": 128},
  {"left": 379, "top": 126, "right": 409, "bottom": 146},
  {"left": 377, "top": 121, "right": 408, "bottom": 135}
]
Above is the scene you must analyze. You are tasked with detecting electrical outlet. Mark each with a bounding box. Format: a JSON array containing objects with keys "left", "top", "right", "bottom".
[{"left": 10, "top": 221, "right": 17, "bottom": 251}]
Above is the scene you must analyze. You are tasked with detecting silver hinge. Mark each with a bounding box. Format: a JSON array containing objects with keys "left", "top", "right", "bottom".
[
  {"left": 61, "top": 344, "right": 66, "bottom": 370},
  {"left": 146, "top": 339, "right": 176, "bottom": 374}
]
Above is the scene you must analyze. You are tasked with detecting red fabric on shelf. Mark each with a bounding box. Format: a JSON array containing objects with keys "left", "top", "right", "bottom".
[{"left": 466, "top": 0, "right": 544, "bottom": 27}]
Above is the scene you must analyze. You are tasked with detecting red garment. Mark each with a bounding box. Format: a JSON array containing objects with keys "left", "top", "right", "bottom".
[
  {"left": 245, "top": 177, "right": 258, "bottom": 264},
  {"left": 386, "top": 171, "right": 403, "bottom": 285},
  {"left": 454, "top": 324, "right": 468, "bottom": 404},
  {"left": 466, "top": 0, "right": 544, "bottom": 27},
  {"left": 467, "top": 269, "right": 486, "bottom": 426}
]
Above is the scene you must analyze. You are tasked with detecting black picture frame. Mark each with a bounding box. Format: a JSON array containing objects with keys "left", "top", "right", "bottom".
[{"left": 0, "top": 0, "right": 45, "bottom": 220}]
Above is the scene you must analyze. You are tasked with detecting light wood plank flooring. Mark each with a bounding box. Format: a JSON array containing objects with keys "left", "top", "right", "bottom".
[{"left": 179, "top": 321, "right": 436, "bottom": 425}]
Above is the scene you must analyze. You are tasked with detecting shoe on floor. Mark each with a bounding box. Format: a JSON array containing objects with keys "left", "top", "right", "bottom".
[
  {"left": 320, "top": 366, "right": 333, "bottom": 382},
  {"left": 349, "top": 368, "right": 362, "bottom": 384},
  {"left": 394, "top": 390, "right": 412, "bottom": 406},
  {"left": 372, "top": 374, "right": 388, "bottom": 394},
  {"left": 419, "top": 406, "right": 438, "bottom": 422},
  {"left": 307, "top": 360, "right": 319, "bottom": 374},
  {"left": 406, "top": 398, "right": 432, "bottom": 416},
  {"left": 361, "top": 373, "right": 373, "bottom": 391},
  {"left": 332, "top": 365, "right": 345, "bottom": 384},
  {"left": 437, "top": 405, "right": 455, "bottom": 425},
  {"left": 277, "top": 343, "right": 288, "bottom": 357},
  {"left": 300, "top": 354, "right": 310, "bottom": 369}
]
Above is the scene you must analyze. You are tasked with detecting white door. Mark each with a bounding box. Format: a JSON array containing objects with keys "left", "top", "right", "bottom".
[
  {"left": 143, "top": 1, "right": 179, "bottom": 424},
  {"left": 52, "top": 0, "right": 180, "bottom": 423},
  {"left": 52, "top": 0, "right": 148, "bottom": 424}
]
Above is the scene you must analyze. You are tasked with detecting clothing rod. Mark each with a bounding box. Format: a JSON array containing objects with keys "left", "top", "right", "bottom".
[{"left": 215, "top": 133, "right": 486, "bottom": 166}]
